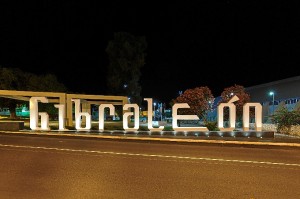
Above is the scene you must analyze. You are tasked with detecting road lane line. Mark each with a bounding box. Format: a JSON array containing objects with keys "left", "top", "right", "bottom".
[{"left": 1, "top": 143, "right": 299, "bottom": 167}]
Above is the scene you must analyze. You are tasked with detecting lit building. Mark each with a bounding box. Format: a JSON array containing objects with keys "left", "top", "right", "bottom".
[
  {"left": 246, "top": 76, "right": 300, "bottom": 122},
  {"left": 206, "top": 76, "right": 300, "bottom": 123}
]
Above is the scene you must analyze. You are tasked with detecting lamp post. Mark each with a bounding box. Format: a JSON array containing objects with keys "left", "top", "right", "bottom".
[
  {"left": 160, "top": 103, "right": 163, "bottom": 121},
  {"left": 153, "top": 102, "right": 156, "bottom": 121},
  {"left": 207, "top": 100, "right": 212, "bottom": 121},
  {"left": 269, "top": 91, "right": 275, "bottom": 115}
]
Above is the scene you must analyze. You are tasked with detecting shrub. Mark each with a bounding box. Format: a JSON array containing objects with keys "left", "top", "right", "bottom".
[
  {"left": 204, "top": 121, "right": 219, "bottom": 131},
  {"left": 272, "top": 107, "right": 300, "bottom": 133}
]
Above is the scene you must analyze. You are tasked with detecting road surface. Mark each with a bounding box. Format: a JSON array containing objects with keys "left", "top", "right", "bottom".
[{"left": 0, "top": 134, "right": 299, "bottom": 199}]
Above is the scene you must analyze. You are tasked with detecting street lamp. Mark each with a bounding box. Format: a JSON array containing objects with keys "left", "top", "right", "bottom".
[
  {"left": 160, "top": 103, "right": 163, "bottom": 121},
  {"left": 207, "top": 100, "right": 212, "bottom": 121},
  {"left": 269, "top": 91, "right": 275, "bottom": 115},
  {"left": 153, "top": 102, "right": 156, "bottom": 121}
]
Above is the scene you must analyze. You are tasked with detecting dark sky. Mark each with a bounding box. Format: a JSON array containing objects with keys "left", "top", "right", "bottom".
[{"left": 1, "top": 1, "right": 300, "bottom": 103}]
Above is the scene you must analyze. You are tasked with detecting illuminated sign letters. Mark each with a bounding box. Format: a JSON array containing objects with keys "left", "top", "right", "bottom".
[{"left": 29, "top": 95, "right": 262, "bottom": 132}]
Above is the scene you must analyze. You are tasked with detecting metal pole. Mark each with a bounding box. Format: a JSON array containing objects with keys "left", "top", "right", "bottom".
[
  {"left": 272, "top": 94, "right": 275, "bottom": 115},
  {"left": 153, "top": 103, "right": 156, "bottom": 121},
  {"left": 160, "top": 103, "right": 163, "bottom": 121}
]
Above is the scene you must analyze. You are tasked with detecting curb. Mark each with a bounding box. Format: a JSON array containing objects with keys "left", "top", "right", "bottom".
[{"left": 1, "top": 130, "right": 300, "bottom": 148}]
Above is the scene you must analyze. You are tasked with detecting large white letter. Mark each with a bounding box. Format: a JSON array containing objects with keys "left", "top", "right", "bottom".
[
  {"left": 243, "top": 103, "right": 262, "bottom": 131},
  {"left": 172, "top": 103, "right": 208, "bottom": 132},
  {"left": 144, "top": 98, "right": 164, "bottom": 132},
  {"left": 29, "top": 97, "right": 50, "bottom": 130},
  {"left": 123, "top": 104, "right": 139, "bottom": 131},
  {"left": 72, "top": 99, "right": 91, "bottom": 131},
  {"left": 217, "top": 95, "right": 239, "bottom": 131},
  {"left": 54, "top": 104, "right": 67, "bottom": 131},
  {"left": 98, "top": 104, "right": 115, "bottom": 131}
]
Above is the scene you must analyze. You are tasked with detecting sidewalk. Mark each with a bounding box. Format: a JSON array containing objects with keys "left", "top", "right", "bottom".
[{"left": 1, "top": 129, "right": 300, "bottom": 149}]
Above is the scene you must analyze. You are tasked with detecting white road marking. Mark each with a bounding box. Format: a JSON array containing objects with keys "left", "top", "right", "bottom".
[{"left": 1, "top": 143, "right": 299, "bottom": 167}]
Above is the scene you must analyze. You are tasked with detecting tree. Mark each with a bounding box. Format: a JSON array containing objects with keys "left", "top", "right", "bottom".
[
  {"left": 0, "top": 67, "right": 25, "bottom": 118},
  {"left": 26, "top": 73, "right": 67, "bottom": 92},
  {"left": 219, "top": 84, "right": 251, "bottom": 123},
  {"left": 174, "top": 86, "right": 214, "bottom": 122},
  {"left": 273, "top": 106, "right": 300, "bottom": 134},
  {"left": 0, "top": 66, "right": 67, "bottom": 118},
  {"left": 105, "top": 32, "right": 147, "bottom": 106}
]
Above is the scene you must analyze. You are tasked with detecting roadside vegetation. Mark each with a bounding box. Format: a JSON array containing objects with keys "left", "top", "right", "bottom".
[{"left": 272, "top": 107, "right": 300, "bottom": 136}]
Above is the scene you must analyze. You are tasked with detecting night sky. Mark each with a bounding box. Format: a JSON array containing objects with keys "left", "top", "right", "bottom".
[{"left": 1, "top": 1, "right": 300, "bottom": 103}]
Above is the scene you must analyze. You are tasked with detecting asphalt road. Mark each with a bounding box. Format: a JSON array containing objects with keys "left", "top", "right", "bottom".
[{"left": 0, "top": 134, "right": 299, "bottom": 199}]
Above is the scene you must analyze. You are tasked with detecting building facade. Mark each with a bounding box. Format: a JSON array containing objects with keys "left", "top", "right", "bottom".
[
  {"left": 246, "top": 76, "right": 300, "bottom": 122},
  {"left": 206, "top": 76, "right": 300, "bottom": 123}
]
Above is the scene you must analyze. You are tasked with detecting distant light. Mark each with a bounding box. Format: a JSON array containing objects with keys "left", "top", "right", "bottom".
[{"left": 269, "top": 91, "right": 274, "bottom": 96}]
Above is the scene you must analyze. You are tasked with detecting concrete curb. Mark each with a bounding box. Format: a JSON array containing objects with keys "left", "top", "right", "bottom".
[{"left": 1, "top": 130, "right": 300, "bottom": 148}]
